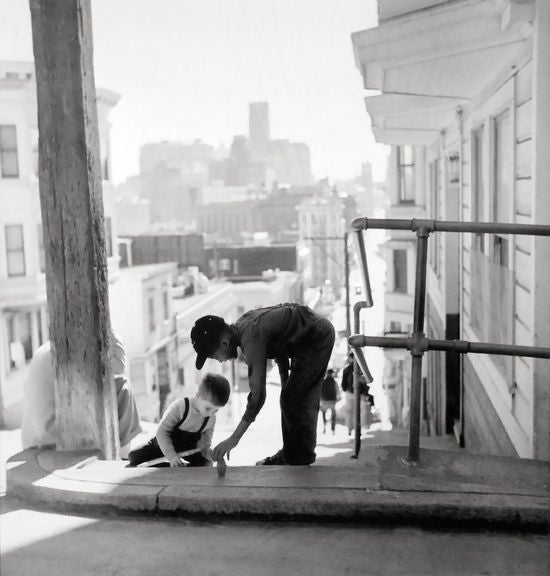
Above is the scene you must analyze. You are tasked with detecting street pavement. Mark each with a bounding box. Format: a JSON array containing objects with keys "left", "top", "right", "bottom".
[{"left": 2, "top": 496, "right": 548, "bottom": 576}]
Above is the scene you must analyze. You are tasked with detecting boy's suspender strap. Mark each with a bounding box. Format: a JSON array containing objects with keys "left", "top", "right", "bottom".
[
  {"left": 175, "top": 398, "right": 190, "bottom": 428},
  {"left": 198, "top": 416, "right": 210, "bottom": 433}
]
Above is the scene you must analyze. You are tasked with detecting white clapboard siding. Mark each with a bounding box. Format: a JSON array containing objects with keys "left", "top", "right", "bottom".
[
  {"left": 514, "top": 312, "right": 533, "bottom": 346},
  {"left": 516, "top": 98, "right": 532, "bottom": 144},
  {"left": 515, "top": 60, "right": 532, "bottom": 105},
  {"left": 515, "top": 281, "right": 532, "bottom": 327},
  {"left": 516, "top": 139, "right": 532, "bottom": 179},
  {"left": 515, "top": 177, "right": 532, "bottom": 217},
  {"left": 515, "top": 233, "right": 532, "bottom": 255},
  {"left": 514, "top": 356, "right": 533, "bottom": 437}
]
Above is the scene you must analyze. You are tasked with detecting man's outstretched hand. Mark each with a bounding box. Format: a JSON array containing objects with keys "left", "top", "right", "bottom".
[{"left": 212, "top": 436, "right": 239, "bottom": 461}]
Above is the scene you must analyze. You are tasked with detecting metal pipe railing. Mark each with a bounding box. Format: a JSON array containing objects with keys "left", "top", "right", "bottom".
[
  {"left": 352, "top": 217, "right": 550, "bottom": 236},
  {"left": 349, "top": 217, "right": 550, "bottom": 464},
  {"left": 348, "top": 335, "right": 550, "bottom": 360}
]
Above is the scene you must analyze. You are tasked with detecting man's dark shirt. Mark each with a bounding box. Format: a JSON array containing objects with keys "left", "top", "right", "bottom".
[{"left": 234, "top": 304, "right": 326, "bottom": 422}]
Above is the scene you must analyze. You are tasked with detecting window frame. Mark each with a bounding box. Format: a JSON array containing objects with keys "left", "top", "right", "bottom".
[
  {"left": 104, "top": 217, "right": 113, "bottom": 258},
  {"left": 489, "top": 106, "right": 514, "bottom": 269},
  {"left": 397, "top": 145, "right": 415, "bottom": 204},
  {"left": 0, "top": 125, "right": 19, "bottom": 178},
  {"left": 148, "top": 296, "right": 156, "bottom": 333},
  {"left": 393, "top": 248, "right": 408, "bottom": 294},
  {"left": 5, "top": 224, "right": 26, "bottom": 277}
]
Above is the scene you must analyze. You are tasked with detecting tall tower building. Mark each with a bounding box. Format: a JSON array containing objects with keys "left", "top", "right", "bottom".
[{"left": 249, "top": 102, "right": 270, "bottom": 155}]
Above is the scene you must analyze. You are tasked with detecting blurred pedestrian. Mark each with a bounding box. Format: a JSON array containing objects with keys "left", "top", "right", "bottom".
[
  {"left": 319, "top": 368, "right": 338, "bottom": 434},
  {"left": 341, "top": 352, "right": 374, "bottom": 435},
  {"left": 22, "top": 330, "right": 142, "bottom": 458},
  {"left": 341, "top": 353, "right": 355, "bottom": 435}
]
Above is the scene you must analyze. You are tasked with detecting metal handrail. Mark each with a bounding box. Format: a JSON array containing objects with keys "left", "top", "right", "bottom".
[{"left": 349, "top": 217, "right": 550, "bottom": 463}]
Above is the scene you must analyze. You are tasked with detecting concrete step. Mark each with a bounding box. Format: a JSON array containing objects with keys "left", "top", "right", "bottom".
[{"left": 7, "top": 442, "right": 549, "bottom": 531}]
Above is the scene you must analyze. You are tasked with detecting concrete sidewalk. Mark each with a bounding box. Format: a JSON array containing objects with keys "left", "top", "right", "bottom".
[{"left": 6, "top": 434, "right": 550, "bottom": 530}]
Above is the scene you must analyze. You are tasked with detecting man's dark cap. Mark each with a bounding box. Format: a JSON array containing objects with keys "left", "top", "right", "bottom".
[{"left": 191, "top": 315, "right": 226, "bottom": 370}]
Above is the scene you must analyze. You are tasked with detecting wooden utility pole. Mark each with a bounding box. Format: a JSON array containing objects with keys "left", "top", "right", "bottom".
[{"left": 29, "top": 0, "right": 119, "bottom": 458}]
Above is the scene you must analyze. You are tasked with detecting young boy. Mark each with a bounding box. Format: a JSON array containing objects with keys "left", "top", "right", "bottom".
[{"left": 128, "top": 373, "right": 230, "bottom": 467}]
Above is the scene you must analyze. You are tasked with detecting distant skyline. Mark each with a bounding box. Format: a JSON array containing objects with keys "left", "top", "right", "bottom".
[{"left": 0, "top": 0, "right": 389, "bottom": 185}]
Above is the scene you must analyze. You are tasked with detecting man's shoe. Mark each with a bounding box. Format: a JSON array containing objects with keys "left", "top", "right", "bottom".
[{"left": 256, "top": 449, "right": 287, "bottom": 465}]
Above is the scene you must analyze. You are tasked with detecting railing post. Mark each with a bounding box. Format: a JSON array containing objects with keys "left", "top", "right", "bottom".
[
  {"left": 408, "top": 227, "right": 430, "bottom": 463},
  {"left": 344, "top": 232, "right": 351, "bottom": 339},
  {"left": 352, "top": 301, "right": 367, "bottom": 459},
  {"left": 350, "top": 216, "right": 550, "bottom": 462},
  {"left": 351, "top": 222, "right": 373, "bottom": 307}
]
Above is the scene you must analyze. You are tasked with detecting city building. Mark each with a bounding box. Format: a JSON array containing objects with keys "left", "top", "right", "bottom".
[
  {"left": 297, "top": 195, "right": 346, "bottom": 298},
  {"left": 249, "top": 101, "right": 270, "bottom": 156},
  {"left": 0, "top": 61, "right": 119, "bottom": 427},
  {"left": 127, "top": 140, "right": 212, "bottom": 230},
  {"left": 114, "top": 175, "right": 151, "bottom": 237},
  {"left": 204, "top": 244, "right": 296, "bottom": 278},
  {"left": 230, "top": 270, "right": 303, "bottom": 317},
  {"left": 352, "top": 0, "right": 550, "bottom": 459},
  {"left": 119, "top": 233, "right": 205, "bottom": 272},
  {"left": 197, "top": 199, "right": 258, "bottom": 243},
  {"left": 173, "top": 281, "right": 238, "bottom": 402},
  {"left": 229, "top": 103, "right": 314, "bottom": 188},
  {"left": 109, "top": 262, "right": 178, "bottom": 422}
]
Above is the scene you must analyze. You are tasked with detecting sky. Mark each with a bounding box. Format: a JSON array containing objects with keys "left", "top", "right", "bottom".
[{"left": 0, "top": 0, "right": 388, "bottom": 185}]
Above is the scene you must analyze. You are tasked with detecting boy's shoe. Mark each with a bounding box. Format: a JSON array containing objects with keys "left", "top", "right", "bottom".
[{"left": 256, "top": 449, "right": 287, "bottom": 465}]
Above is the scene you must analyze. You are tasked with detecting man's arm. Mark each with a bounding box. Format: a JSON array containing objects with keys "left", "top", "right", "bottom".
[
  {"left": 212, "top": 342, "right": 267, "bottom": 461},
  {"left": 212, "top": 417, "right": 252, "bottom": 462}
]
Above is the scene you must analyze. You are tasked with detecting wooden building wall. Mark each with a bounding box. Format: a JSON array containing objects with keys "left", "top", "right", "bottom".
[{"left": 458, "top": 56, "right": 537, "bottom": 457}]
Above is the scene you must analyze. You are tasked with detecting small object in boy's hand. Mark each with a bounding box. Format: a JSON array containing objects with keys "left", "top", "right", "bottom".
[{"left": 217, "top": 458, "right": 227, "bottom": 477}]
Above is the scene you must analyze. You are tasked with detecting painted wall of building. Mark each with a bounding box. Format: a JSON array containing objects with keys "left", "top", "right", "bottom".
[
  {"left": 352, "top": 0, "right": 549, "bottom": 459},
  {"left": 0, "top": 62, "right": 122, "bottom": 427}
]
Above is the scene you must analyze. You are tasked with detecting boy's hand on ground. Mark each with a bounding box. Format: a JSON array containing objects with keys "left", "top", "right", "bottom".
[
  {"left": 169, "top": 456, "right": 185, "bottom": 467},
  {"left": 212, "top": 436, "right": 238, "bottom": 461}
]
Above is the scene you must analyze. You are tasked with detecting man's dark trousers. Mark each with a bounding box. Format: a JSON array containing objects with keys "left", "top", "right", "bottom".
[{"left": 279, "top": 316, "right": 335, "bottom": 465}]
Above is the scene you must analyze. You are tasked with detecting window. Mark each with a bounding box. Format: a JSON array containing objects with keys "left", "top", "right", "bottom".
[
  {"left": 472, "top": 125, "right": 485, "bottom": 252},
  {"left": 397, "top": 145, "right": 415, "bottom": 203},
  {"left": 148, "top": 297, "right": 156, "bottom": 332},
  {"left": 393, "top": 249, "right": 408, "bottom": 294},
  {"left": 162, "top": 290, "right": 169, "bottom": 320},
  {"left": 5, "top": 225, "right": 25, "bottom": 277},
  {"left": 37, "top": 223, "right": 45, "bottom": 272},
  {"left": 429, "top": 159, "right": 441, "bottom": 277},
  {"left": 104, "top": 217, "right": 113, "bottom": 257},
  {"left": 472, "top": 126, "right": 485, "bottom": 222},
  {"left": 389, "top": 321, "right": 402, "bottom": 333},
  {"left": 37, "top": 309, "right": 44, "bottom": 345},
  {"left": 31, "top": 127, "right": 39, "bottom": 177},
  {"left": 492, "top": 109, "right": 513, "bottom": 226},
  {"left": 19, "top": 312, "right": 32, "bottom": 361},
  {"left": 0, "top": 125, "right": 19, "bottom": 178},
  {"left": 103, "top": 156, "right": 110, "bottom": 181},
  {"left": 446, "top": 152, "right": 460, "bottom": 185}
]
